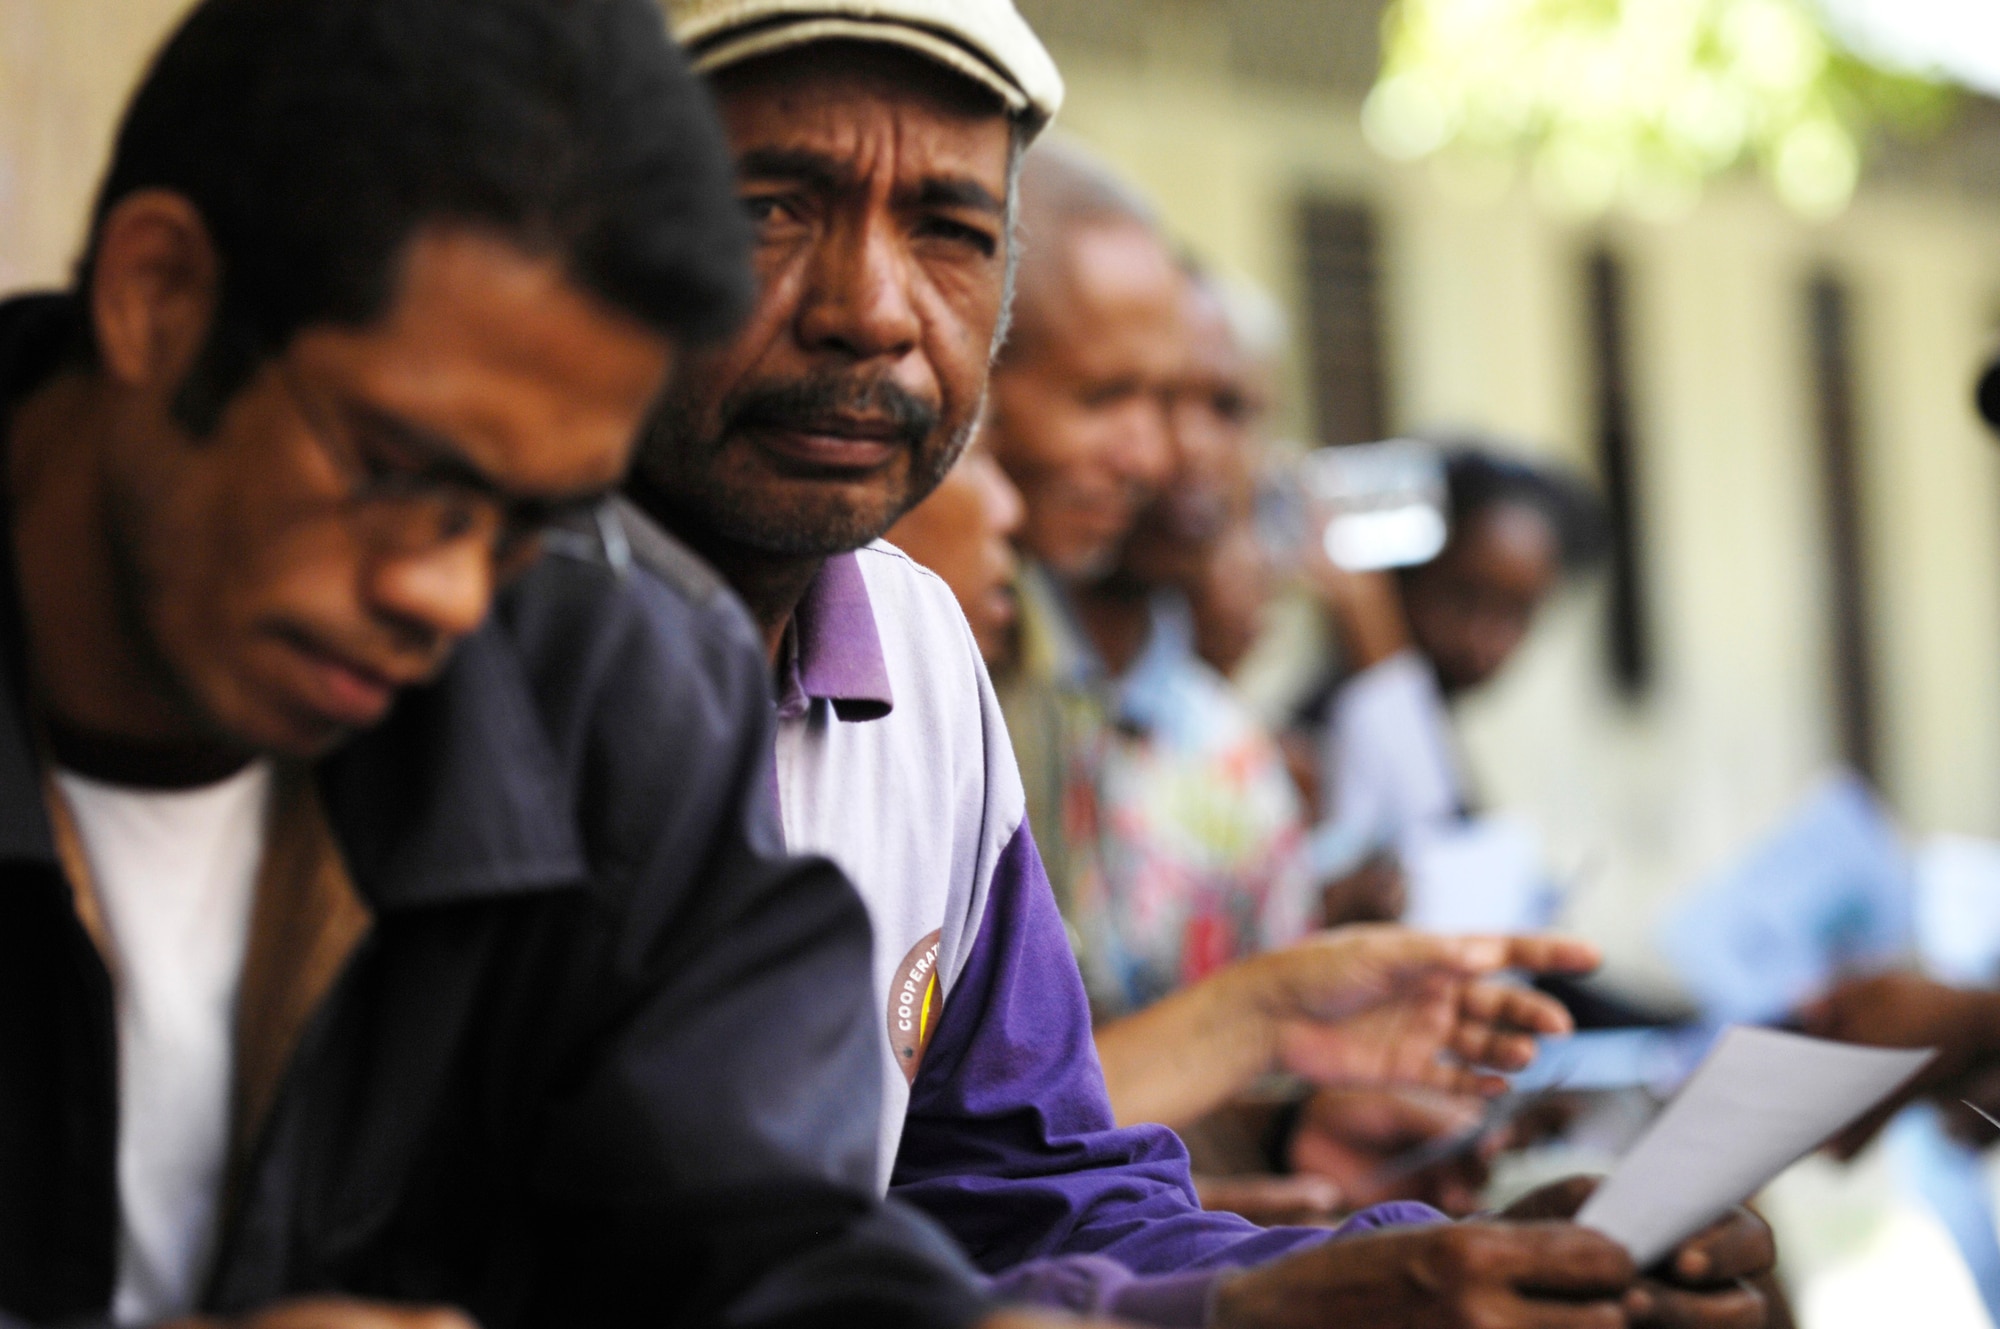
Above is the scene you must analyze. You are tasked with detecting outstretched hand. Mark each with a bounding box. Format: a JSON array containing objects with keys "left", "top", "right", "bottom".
[
  {"left": 1263, "top": 926, "right": 1600, "bottom": 1097},
  {"left": 1097, "top": 925, "right": 1597, "bottom": 1130},
  {"left": 1799, "top": 971, "right": 2000, "bottom": 1158}
]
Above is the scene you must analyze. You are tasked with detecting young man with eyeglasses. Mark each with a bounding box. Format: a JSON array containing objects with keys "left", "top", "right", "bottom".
[{"left": 0, "top": 1, "right": 1000, "bottom": 1326}]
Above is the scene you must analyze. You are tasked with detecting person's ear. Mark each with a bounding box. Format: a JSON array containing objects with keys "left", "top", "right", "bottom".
[{"left": 88, "top": 190, "right": 219, "bottom": 396}]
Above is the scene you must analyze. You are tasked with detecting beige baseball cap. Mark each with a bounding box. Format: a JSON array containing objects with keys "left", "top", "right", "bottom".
[{"left": 664, "top": 0, "right": 1064, "bottom": 135}]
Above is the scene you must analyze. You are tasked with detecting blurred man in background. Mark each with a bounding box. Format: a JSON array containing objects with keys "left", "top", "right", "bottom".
[
  {"left": 986, "top": 140, "right": 1184, "bottom": 915},
  {"left": 1061, "top": 269, "right": 1321, "bottom": 1020},
  {"left": 1136, "top": 269, "right": 1284, "bottom": 678},
  {"left": 0, "top": 1, "right": 1005, "bottom": 1327},
  {"left": 1178, "top": 278, "right": 1286, "bottom": 681}
]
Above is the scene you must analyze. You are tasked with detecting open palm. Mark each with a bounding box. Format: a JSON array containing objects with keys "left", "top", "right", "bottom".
[{"left": 1263, "top": 927, "right": 1595, "bottom": 1096}]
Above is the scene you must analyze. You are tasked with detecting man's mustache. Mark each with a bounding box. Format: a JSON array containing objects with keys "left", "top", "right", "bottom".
[{"left": 721, "top": 374, "right": 939, "bottom": 451}]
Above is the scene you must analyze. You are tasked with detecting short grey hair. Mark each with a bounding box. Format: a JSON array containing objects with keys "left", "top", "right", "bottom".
[{"left": 993, "top": 115, "right": 1034, "bottom": 360}]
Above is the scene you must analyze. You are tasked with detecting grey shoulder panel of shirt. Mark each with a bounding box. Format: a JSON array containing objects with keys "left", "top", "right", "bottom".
[{"left": 542, "top": 496, "right": 730, "bottom": 609}]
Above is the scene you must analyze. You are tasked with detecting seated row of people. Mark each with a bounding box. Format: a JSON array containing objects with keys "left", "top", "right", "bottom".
[
  {"left": 877, "top": 123, "right": 1634, "bottom": 1192},
  {"left": 832, "top": 28, "right": 1773, "bottom": 1323},
  {"left": 0, "top": 0, "right": 1777, "bottom": 1326}
]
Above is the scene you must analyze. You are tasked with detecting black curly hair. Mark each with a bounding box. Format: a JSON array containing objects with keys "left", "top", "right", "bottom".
[
  {"left": 74, "top": 0, "right": 752, "bottom": 434},
  {"left": 1428, "top": 439, "right": 1610, "bottom": 574}
]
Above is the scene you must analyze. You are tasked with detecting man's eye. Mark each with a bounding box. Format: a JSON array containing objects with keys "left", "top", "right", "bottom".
[
  {"left": 1080, "top": 382, "right": 1139, "bottom": 410},
  {"left": 918, "top": 216, "right": 998, "bottom": 258},
  {"left": 741, "top": 195, "right": 798, "bottom": 227},
  {"left": 355, "top": 440, "right": 425, "bottom": 493},
  {"left": 352, "top": 434, "right": 468, "bottom": 508}
]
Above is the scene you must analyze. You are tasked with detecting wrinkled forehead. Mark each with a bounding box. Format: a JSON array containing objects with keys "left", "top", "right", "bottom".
[
  {"left": 708, "top": 41, "right": 1015, "bottom": 193},
  {"left": 1047, "top": 222, "right": 1184, "bottom": 342}
]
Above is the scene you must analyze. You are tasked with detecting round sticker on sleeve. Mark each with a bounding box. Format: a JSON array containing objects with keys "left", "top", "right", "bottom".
[{"left": 890, "top": 930, "right": 943, "bottom": 1083}]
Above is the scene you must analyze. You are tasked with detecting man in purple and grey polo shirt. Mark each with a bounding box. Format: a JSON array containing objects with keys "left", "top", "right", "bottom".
[{"left": 628, "top": 2, "right": 1777, "bottom": 1326}]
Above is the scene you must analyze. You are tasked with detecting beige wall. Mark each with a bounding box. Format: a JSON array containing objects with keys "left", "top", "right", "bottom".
[
  {"left": 1046, "top": 52, "right": 2000, "bottom": 991},
  {"left": 0, "top": 0, "right": 193, "bottom": 291}
]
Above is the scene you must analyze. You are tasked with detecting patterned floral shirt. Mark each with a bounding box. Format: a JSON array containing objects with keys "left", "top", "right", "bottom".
[{"left": 997, "top": 570, "right": 1315, "bottom": 1021}]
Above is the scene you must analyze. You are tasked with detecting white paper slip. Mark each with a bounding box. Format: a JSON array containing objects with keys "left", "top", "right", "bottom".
[{"left": 1576, "top": 1026, "right": 1934, "bottom": 1267}]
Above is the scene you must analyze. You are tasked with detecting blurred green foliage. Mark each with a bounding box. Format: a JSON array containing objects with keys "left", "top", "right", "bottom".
[{"left": 1365, "top": 0, "right": 1957, "bottom": 220}]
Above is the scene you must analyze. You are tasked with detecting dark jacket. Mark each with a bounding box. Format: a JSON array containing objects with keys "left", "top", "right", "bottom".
[{"left": 0, "top": 294, "right": 987, "bottom": 1329}]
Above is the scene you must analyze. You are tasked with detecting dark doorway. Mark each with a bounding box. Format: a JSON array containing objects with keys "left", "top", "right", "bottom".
[
  {"left": 1586, "top": 249, "right": 1653, "bottom": 698},
  {"left": 1299, "top": 198, "right": 1388, "bottom": 446},
  {"left": 1807, "top": 272, "right": 1880, "bottom": 784}
]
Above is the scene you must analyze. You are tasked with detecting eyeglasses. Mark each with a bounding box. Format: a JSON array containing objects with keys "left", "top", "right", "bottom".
[{"left": 280, "top": 365, "right": 591, "bottom": 566}]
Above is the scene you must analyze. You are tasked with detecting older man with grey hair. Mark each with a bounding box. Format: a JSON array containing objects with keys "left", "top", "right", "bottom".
[{"left": 630, "top": 3, "right": 1778, "bottom": 1327}]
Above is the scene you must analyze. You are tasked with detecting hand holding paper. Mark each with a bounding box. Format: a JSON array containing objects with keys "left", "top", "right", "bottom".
[
  {"left": 1575, "top": 1027, "right": 1933, "bottom": 1267},
  {"left": 1506, "top": 1178, "right": 1776, "bottom": 1329},
  {"left": 1801, "top": 971, "right": 2000, "bottom": 1156}
]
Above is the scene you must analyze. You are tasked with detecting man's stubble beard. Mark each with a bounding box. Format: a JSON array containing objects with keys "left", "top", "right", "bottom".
[{"left": 639, "top": 393, "right": 979, "bottom": 560}]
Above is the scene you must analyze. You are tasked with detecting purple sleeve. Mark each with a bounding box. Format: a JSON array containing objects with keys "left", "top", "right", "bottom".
[
  {"left": 986, "top": 1204, "right": 1446, "bottom": 1326},
  {"left": 889, "top": 821, "right": 1444, "bottom": 1322}
]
